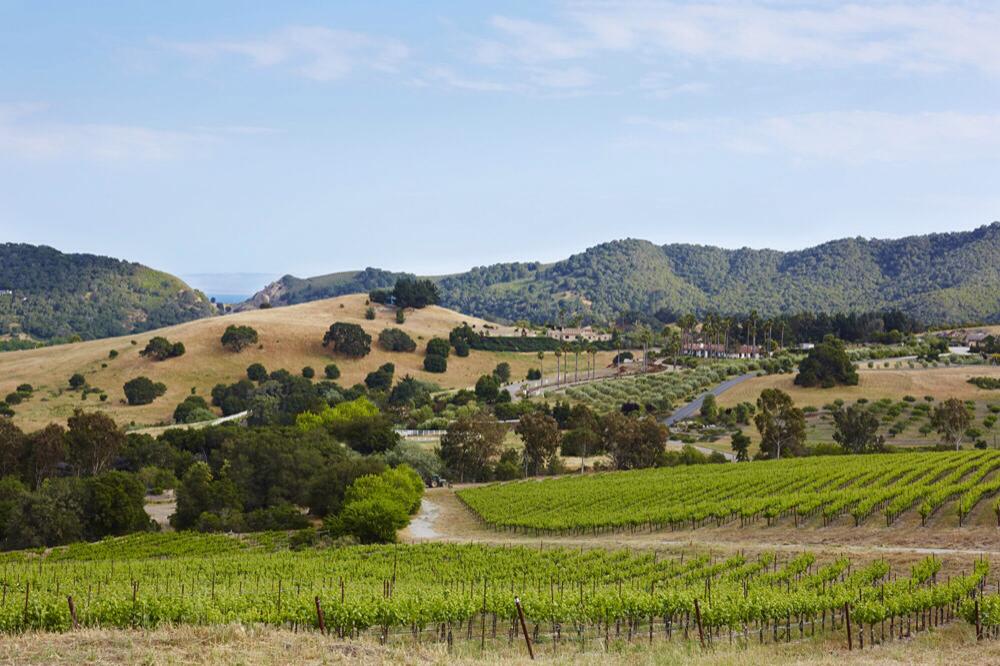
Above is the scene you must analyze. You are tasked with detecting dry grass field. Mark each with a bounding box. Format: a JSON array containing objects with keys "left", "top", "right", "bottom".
[
  {"left": 0, "top": 622, "right": 994, "bottom": 665},
  {"left": 717, "top": 365, "right": 1000, "bottom": 409},
  {"left": 0, "top": 294, "right": 558, "bottom": 430}
]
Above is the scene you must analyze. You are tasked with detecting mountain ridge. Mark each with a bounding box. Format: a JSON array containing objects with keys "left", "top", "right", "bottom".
[
  {"left": 0, "top": 244, "right": 216, "bottom": 341},
  {"left": 241, "top": 223, "right": 1000, "bottom": 326}
]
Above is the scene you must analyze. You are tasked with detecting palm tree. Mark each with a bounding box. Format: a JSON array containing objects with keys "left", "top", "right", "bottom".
[
  {"left": 554, "top": 347, "right": 563, "bottom": 386},
  {"left": 537, "top": 351, "right": 545, "bottom": 387}
]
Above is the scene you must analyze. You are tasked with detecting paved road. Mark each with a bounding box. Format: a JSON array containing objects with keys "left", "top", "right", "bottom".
[{"left": 662, "top": 372, "right": 758, "bottom": 426}]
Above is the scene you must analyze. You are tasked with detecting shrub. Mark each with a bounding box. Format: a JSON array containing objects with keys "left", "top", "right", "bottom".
[
  {"left": 139, "top": 336, "right": 185, "bottom": 361},
  {"left": 423, "top": 354, "right": 447, "bottom": 373},
  {"left": 453, "top": 339, "right": 470, "bottom": 357},
  {"left": 173, "top": 395, "right": 211, "bottom": 423},
  {"left": 324, "top": 364, "right": 341, "bottom": 380},
  {"left": 246, "top": 363, "right": 268, "bottom": 382},
  {"left": 108, "top": 350, "right": 118, "bottom": 359},
  {"left": 379, "top": 328, "right": 417, "bottom": 352},
  {"left": 364, "top": 306, "right": 376, "bottom": 320},
  {"left": 4, "top": 392, "right": 23, "bottom": 405},
  {"left": 426, "top": 338, "right": 450, "bottom": 358},
  {"left": 16, "top": 384, "right": 32, "bottom": 393},
  {"left": 123, "top": 376, "right": 167, "bottom": 405},
  {"left": 302, "top": 366, "right": 315, "bottom": 379},
  {"left": 395, "top": 309, "right": 405, "bottom": 324},
  {"left": 69, "top": 373, "right": 86, "bottom": 390},
  {"left": 364, "top": 363, "right": 395, "bottom": 392}
]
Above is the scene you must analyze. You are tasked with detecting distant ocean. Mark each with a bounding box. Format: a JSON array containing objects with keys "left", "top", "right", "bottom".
[{"left": 207, "top": 294, "right": 250, "bottom": 305}]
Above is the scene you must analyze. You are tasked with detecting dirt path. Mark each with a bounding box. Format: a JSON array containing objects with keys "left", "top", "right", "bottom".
[{"left": 402, "top": 487, "right": 1000, "bottom": 559}]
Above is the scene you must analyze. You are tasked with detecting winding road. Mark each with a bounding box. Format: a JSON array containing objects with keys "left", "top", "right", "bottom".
[{"left": 662, "top": 372, "right": 758, "bottom": 426}]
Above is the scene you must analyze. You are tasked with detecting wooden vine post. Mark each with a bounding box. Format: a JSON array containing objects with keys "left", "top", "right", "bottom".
[
  {"left": 844, "top": 602, "right": 852, "bottom": 651},
  {"left": 694, "top": 599, "right": 705, "bottom": 649},
  {"left": 67, "top": 596, "right": 79, "bottom": 630},
  {"left": 514, "top": 596, "right": 534, "bottom": 660},
  {"left": 315, "top": 596, "right": 326, "bottom": 635}
]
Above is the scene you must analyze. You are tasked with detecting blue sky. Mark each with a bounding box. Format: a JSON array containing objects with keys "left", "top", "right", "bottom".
[{"left": 2, "top": 1, "right": 999, "bottom": 290}]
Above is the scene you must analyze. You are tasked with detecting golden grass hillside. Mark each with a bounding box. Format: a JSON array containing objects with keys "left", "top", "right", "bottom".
[
  {"left": 0, "top": 294, "right": 552, "bottom": 431},
  {"left": 717, "top": 364, "right": 1000, "bottom": 409}
]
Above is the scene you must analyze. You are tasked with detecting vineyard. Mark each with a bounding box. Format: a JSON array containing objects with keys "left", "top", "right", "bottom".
[
  {"left": 0, "top": 533, "right": 994, "bottom": 653},
  {"left": 457, "top": 450, "right": 1000, "bottom": 534},
  {"left": 561, "top": 361, "right": 759, "bottom": 413}
]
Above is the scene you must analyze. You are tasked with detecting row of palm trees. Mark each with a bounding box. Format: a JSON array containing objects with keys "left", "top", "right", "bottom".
[
  {"left": 534, "top": 339, "right": 602, "bottom": 387},
  {"left": 675, "top": 311, "right": 785, "bottom": 358}
]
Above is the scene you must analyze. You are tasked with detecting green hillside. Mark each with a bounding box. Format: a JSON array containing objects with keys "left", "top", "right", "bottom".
[
  {"left": 0, "top": 244, "right": 216, "bottom": 341},
  {"left": 244, "top": 223, "right": 1000, "bottom": 326}
]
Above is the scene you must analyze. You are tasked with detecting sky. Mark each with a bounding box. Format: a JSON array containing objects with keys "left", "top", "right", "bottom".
[{"left": 1, "top": 1, "right": 999, "bottom": 292}]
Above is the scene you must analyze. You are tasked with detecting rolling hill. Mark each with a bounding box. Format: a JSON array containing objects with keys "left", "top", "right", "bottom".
[
  {"left": 0, "top": 294, "right": 570, "bottom": 431},
  {"left": 0, "top": 244, "right": 216, "bottom": 341},
  {"left": 243, "top": 223, "right": 1000, "bottom": 326}
]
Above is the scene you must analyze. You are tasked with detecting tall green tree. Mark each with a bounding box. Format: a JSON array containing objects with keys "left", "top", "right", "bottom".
[
  {"left": 832, "top": 405, "right": 884, "bottom": 453},
  {"left": 931, "top": 397, "right": 972, "bottom": 450},
  {"left": 754, "top": 389, "right": 806, "bottom": 460}
]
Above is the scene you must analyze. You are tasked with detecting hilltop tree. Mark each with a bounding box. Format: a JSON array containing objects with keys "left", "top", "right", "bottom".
[
  {"left": 931, "top": 397, "right": 972, "bottom": 450},
  {"left": 515, "top": 412, "right": 561, "bottom": 476},
  {"left": 322, "top": 322, "right": 371, "bottom": 358},
  {"left": 392, "top": 278, "right": 440, "bottom": 309},
  {"left": 833, "top": 404, "right": 884, "bottom": 453},
  {"left": 754, "top": 388, "right": 806, "bottom": 460},
  {"left": 794, "top": 335, "right": 858, "bottom": 388},
  {"left": 221, "top": 325, "right": 259, "bottom": 352}
]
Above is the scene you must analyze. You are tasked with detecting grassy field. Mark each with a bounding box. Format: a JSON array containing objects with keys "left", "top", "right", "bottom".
[
  {"left": 0, "top": 294, "right": 606, "bottom": 430},
  {"left": 717, "top": 365, "right": 1000, "bottom": 409}
]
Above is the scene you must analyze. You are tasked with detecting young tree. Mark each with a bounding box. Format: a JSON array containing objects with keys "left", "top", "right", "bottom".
[
  {"left": 833, "top": 404, "right": 885, "bottom": 453},
  {"left": 731, "top": 431, "right": 751, "bottom": 462},
  {"left": 221, "top": 325, "right": 259, "bottom": 352},
  {"left": 931, "top": 397, "right": 972, "bottom": 450},
  {"left": 322, "top": 322, "right": 372, "bottom": 357},
  {"left": 754, "top": 388, "right": 806, "bottom": 459},
  {"left": 700, "top": 394, "right": 719, "bottom": 422},
  {"left": 794, "top": 335, "right": 859, "bottom": 388},
  {"left": 515, "top": 412, "right": 561, "bottom": 476},
  {"left": 67, "top": 410, "right": 125, "bottom": 476},
  {"left": 439, "top": 411, "right": 506, "bottom": 482},
  {"left": 324, "top": 363, "right": 341, "bottom": 380},
  {"left": 493, "top": 362, "right": 511, "bottom": 383}
]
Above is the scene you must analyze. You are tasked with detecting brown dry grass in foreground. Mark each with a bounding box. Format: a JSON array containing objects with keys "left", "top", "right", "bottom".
[{"left": 1, "top": 622, "right": 995, "bottom": 665}]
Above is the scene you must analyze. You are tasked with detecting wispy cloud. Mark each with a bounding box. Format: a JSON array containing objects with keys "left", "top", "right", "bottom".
[
  {"left": 483, "top": 2, "right": 1000, "bottom": 74},
  {"left": 0, "top": 104, "right": 215, "bottom": 162},
  {"left": 169, "top": 26, "right": 409, "bottom": 81},
  {"left": 627, "top": 111, "right": 1000, "bottom": 163}
]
